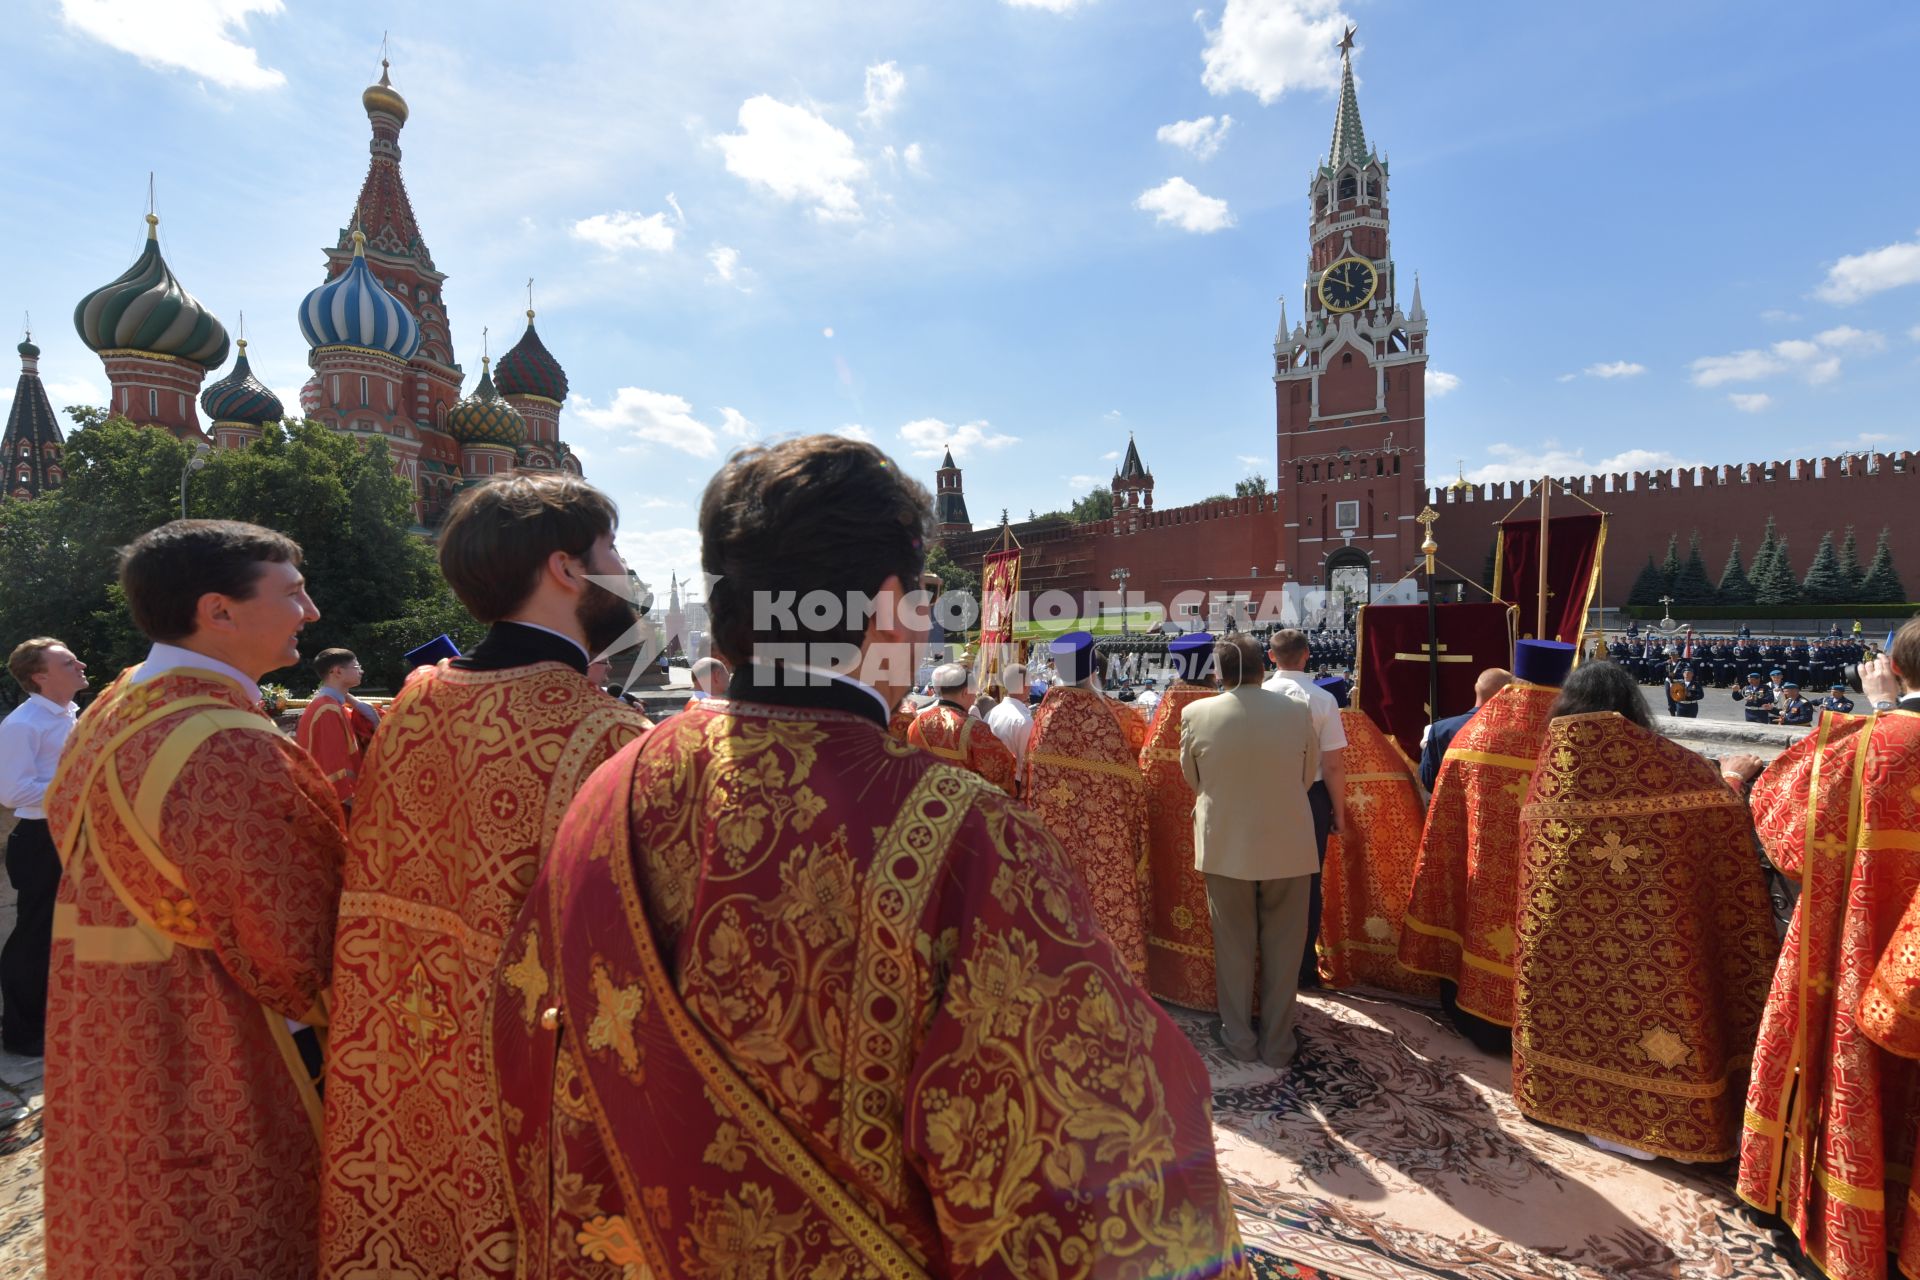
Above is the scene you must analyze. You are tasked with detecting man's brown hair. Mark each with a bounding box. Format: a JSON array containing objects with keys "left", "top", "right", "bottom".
[
  {"left": 1267, "top": 628, "right": 1309, "bottom": 663},
  {"left": 1891, "top": 617, "right": 1920, "bottom": 693},
  {"left": 438, "top": 474, "right": 619, "bottom": 623},
  {"left": 7, "top": 638, "right": 63, "bottom": 693},
  {"left": 700, "top": 435, "right": 931, "bottom": 662},
  {"left": 1215, "top": 633, "right": 1264, "bottom": 689},
  {"left": 119, "top": 520, "right": 302, "bottom": 644},
  {"left": 313, "top": 648, "right": 358, "bottom": 678}
]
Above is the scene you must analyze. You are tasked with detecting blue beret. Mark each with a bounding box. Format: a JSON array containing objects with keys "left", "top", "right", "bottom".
[
  {"left": 1050, "top": 631, "right": 1096, "bottom": 684},
  {"left": 1783, "top": 680, "right": 1799, "bottom": 689},
  {"left": 1168, "top": 631, "right": 1214, "bottom": 682},
  {"left": 404, "top": 634, "right": 461, "bottom": 668},
  {"left": 1770, "top": 668, "right": 1784, "bottom": 676},
  {"left": 1514, "top": 639, "right": 1576, "bottom": 688}
]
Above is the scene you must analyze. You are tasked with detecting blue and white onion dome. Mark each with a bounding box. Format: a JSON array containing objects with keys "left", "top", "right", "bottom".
[
  {"left": 201, "top": 339, "right": 285, "bottom": 427},
  {"left": 297, "top": 228, "right": 421, "bottom": 360},
  {"left": 73, "top": 213, "right": 229, "bottom": 368}
]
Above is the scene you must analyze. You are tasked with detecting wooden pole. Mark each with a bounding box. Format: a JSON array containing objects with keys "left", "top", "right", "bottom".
[{"left": 1537, "top": 476, "right": 1551, "bottom": 641}]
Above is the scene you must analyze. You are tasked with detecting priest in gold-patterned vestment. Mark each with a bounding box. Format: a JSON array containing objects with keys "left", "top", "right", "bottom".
[
  {"left": 1023, "top": 630, "right": 1152, "bottom": 979},
  {"left": 490, "top": 436, "right": 1248, "bottom": 1280},
  {"left": 45, "top": 521, "right": 346, "bottom": 1280},
  {"left": 905, "top": 661, "right": 1019, "bottom": 793},
  {"left": 320, "top": 476, "right": 649, "bottom": 1280},
  {"left": 1142, "top": 632, "right": 1218, "bottom": 1009}
]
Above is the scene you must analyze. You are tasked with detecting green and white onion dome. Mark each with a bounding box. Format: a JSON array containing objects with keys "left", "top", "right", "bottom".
[
  {"left": 200, "top": 340, "right": 284, "bottom": 426},
  {"left": 73, "top": 214, "right": 229, "bottom": 368}
]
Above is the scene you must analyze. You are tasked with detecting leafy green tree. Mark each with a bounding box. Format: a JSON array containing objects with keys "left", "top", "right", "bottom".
[
  {"left": 1860, "top": 527, "right": 1909, "bottom": 603},
  {"left": 1838, "top": 526, "right": 1865, "bottom": 594},
  {"left": 924, "top": 540, "right": 979, "bottom": 603},
  {"left": 1716, "top": 536, "right": 1756, "bottom": 605},
  {"left": 1068, "top": 487, "right": 1116, "bottom": 523},
  {"left": 1627, "top": 555, "right": 1665, "bottom": 606},
  {"left": 1659, "top": 534, "right": 1681, "bottom": 598},
  {"left": 1673, "top": 531, "right": 1716, "bottom": 605},
  {"left": 1756, "top": 537, "right": 1802, "bottom": 606},
  {"left": 1800, "top": 531, "right": 1850, "bottom": 604},
  {"left": 1234, "top": 474, "right": 1269, "bottom": 497}
]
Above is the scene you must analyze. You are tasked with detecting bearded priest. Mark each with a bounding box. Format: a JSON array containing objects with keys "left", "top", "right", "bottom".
[
  {"left": 1401, "top": 639, "right": 1575, "bottom": 1050},
  {"left": 1023, "top": 630, "right": 1152, "bottom": 979},
  {"left": 319, "top": 476, "right": 650, "bottom": 1280},
  {"left": 489, "top": 435, "right": 1249, "bottom": 1280},
  {"left": 1142, "top": 631, "right": 1219, "bottom": 1009},
  {"left": 906, "top": 661, "right": 1019, "bottom": 793}
]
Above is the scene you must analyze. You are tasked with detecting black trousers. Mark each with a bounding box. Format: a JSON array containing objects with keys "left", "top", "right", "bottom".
[
  {"left": 2, "top": 818, "right": 60, "bottom": 1054},
  {"left": 1301, "top": 780, "right": 1333, "bottom": 987}
]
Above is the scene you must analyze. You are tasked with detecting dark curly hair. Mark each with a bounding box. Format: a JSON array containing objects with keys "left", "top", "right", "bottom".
[{"left": 1549, "top": 661, "right": 1654, "bottom": 730}]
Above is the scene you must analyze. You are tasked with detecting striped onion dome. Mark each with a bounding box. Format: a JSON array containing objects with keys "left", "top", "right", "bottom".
[
  {"left": 201, "top": 339, "right": 284, "bottom": 426},
  {"left": 447, "top": 357, "right": 524, "bottom": 448},
  {"left": 297, "top": 229, "right": 421, "bottom": 360},
  {"left": 73, "top": 214, "right": 229, "bottom": 368},
  {"left": 493, "top": 310, "right": 569, "bottom": 402}
]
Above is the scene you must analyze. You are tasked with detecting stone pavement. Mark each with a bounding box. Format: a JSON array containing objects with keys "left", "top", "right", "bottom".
[{"left": 0, "top": 1046, "right": 42, "bottom": 1279}]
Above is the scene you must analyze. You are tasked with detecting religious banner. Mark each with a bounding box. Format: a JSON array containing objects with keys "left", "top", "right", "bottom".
[
  {"left": 1354, "top": 601, "right": 1514, "bottom": 761},
  {"left": 1494, "top": 511, "right": 1606, "bottom": 647},
  {"left": 973, "top": 547, "right": 1022, "bottom": 689}
]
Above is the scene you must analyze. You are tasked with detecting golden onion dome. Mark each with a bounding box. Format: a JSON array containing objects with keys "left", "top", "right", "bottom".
[{"left": 362, "top": 59, "right": 409, "bottom": 126}]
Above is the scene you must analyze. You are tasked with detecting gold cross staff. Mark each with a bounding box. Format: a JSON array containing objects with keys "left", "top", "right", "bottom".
[{"left": 1417, "top": 505, "right": 1439, "bottom": 575}]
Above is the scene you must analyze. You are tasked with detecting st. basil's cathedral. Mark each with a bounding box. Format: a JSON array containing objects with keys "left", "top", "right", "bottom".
[{"left": 6, "top": 60, "right": 580, "bottom": 525}]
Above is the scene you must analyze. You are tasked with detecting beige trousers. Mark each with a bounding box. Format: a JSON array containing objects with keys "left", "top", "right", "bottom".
[{"left": 1204, "top": 872, "right": 1311, "bottom": 1067}]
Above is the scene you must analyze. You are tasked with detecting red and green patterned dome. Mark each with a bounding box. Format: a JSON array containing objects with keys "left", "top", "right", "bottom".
[
  {"left": 447, "top": 357, "right": 524, "bottom": 448},
  {"left": 493, "top": 309, "right": 568, "bottom": 403}
]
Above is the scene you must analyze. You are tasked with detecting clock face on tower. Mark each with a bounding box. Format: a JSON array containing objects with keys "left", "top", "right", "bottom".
[{"left": 1317, "top": 256, "right": 1378, "bottom": 313}]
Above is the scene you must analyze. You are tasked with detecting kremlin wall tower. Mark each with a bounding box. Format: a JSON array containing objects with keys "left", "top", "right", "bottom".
[{"left": 17, "top": 60, "right": 580, "bottom": 526}]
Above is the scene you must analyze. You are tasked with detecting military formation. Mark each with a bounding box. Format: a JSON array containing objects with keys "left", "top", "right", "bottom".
[{"left": 1598, "top": 625, "right": 1868, "bottom": 723}]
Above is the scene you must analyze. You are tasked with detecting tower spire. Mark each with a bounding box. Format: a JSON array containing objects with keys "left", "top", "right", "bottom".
[{"left": 1327, "top": 25, "right": 1369, "bottom": 169}]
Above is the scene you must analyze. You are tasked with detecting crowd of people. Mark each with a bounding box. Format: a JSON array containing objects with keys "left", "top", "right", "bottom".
[{"left": 0, "top": 431, "right": 1916, "bottom": 1280}]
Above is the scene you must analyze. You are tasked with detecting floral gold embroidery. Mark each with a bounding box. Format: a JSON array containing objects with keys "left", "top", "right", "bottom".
[
  {"left": 679, "top": 1184, "right": 805, "bottom": 1280},
  {"left": 151, "top": 896, "right": 198, "bottom": 935},
  {"left": 503, "top": 928, "right": 549, "bottom": 1028},
  {"left": 577, "top": 1214, "right": 652, "bottom": 1279},
  {"left": 587, "top": 959, "right": 647, "bottom": 1082},
  {"left": 387, "top": 960, "right": 457, "bottom": 1070},
  {"left": 1586, "top": 831, "right": 1644, "bottom": 876}
]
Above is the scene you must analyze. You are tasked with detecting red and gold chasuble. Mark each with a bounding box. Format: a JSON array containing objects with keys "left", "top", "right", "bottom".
[
  {"left": 906, "top": 702, "right": 1018, "bottom": 793},
  {"left": 320, "top": 661, "right": 647, "bottom": 1280},
  {"left": 1115, "top": 698, "right": 1150, "bottom": 754},
  {"left": 1319, "top": 708, "right": 1440, "bottom": 998},
  {"left": 1739, "top": 710, "right": 1920, "bottom": 1280},
  {"left": 1399, "top": 681, "right": 1558, "bottom": 1024},
  {"left": 490, "top": 699, "right": 1249, "bottom": 1279},
  {"left": 1513, "top": 712, "right": 1778, "bottom": 1161},
  {"left": 1141, "top": 683, "right": 1217, "bottom": 1010},
  {"left": 44, "top": 668, "right": 346, "bottom": 1279},
  {"left": 296, "top": 693, "right": 376, "bottom": 805},
  {"left": 1023, "top": 685, "right": 1151, "bottom": 979}
]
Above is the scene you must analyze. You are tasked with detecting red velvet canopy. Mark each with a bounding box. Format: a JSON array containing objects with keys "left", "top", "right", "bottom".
[
  {"left": 1354, "top": 601, "right": 1515, "bottom": 760},
  {"left": 1495, "top": 511, "right": 1606, "bottom": 647}
]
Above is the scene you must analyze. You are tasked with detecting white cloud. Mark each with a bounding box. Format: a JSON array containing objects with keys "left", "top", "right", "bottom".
[
  {"left": 1555, "top": 373, "right": 1577, "bottom": 383},
  {"left": 718, "top": 407, "right": 756, "bottom": 439},
  {"left": 1199, "top": 0, "right": 1350, "bottom": 104},
  {"left": 1134, "top": 177, "right": 1234, "bottom": 233},
  {"left": 1466, "top": 443, "right": 1706, "bottom": 485},
  {"left": 707, "top": 244, "right": 742, "bottom": 285},
  {"left": 1910, "top": 324, "right": 1920, "bottom": 343},
  {"left": 898, "top": 417, "right": 1020, "bottom": 461},
  {"left": 1816, "top": 229, "right": 1920, "bottom": 304},
  {"left": 1689, "top": 327, "right": 1879, "bottom": 387},
  {"left": 1583, "top": 360, "right": 1646, "bottom": 379},
  {"left": 1157, "top": 115, "right": 1234, "bottom": 160},
  {"left": 571, "top": 388, "right": 722, "bottom": 458},
  {"left": 1728, "top": 393, "right": 1772, "bottom": 413},
  {"left": 902, "top": 142, "right": 925, "bottom": 172},
  {"left": 1101, "top": 449, "right": 1121, "bottom": 461},
  {"left": 60, "top": 0, "right": 285, "bottom": 91},
  {"left": 1004, "top": 0, "right": 1095, "bottom": 10},
  {"left": 613, "top": 527, "right": 704, "bottom": 620},
  {"left": 1425, "top": 369, "right": 1460, "bottom": 397},
  {"left": 1760, "top": 308, "right": 1800, "bottom": 323},
  {"left": 637, "top": 497, "right": 683, "bottom": 510},
  {"left": 44, "top": 378, "right": 104, "bottom": 408},
  {"left": 1066, "top": 473, "right": 1102, "bottom": 489},
  {"left": 1235, "top": 453, "right": 1263, "bottom": 469},
  {"left": 716, "top": 96, "right": 865, "bottom": 221},
  {"left": 861, "top": 61, "right": 905, "bottom": 124},
  {"left": 834, "top": 424, "right": 874, "bottom": 443},
  {"left": 571, "top": 210, "right": 677, "bottom": 255},
  {"left": 822, "top": 327, "right": 835, "bottom": 339}
]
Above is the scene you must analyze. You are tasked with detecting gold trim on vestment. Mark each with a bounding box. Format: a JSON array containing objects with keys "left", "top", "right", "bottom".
[
  {"left": 1149, "top": 933, "right": 1214, "bottom": 960},
  {"left": 1143, "top": 747, "right": 1181, "bottom": 763},
  {"left": 1813, "top": 1163, "right": 1887, "bottom": 1212},
  {"left": 339, "top": 890, "right": 508, "bottom": 968},
  {"left": 1344, "top": 770, "right": 1413, "bottom": 783},
  {"left": 1517, "top": 1039, "right": 1738, "bottom": 1100},
  {"left": 1026, "top": 750, "right": 1147, "bottom": 784},
  {"left": 51, "top": 902, "right": 173, "bottom": 963},
  {"left": 1522, "top": 789, "right": 1743, "bottom": 821},
  {"left": 1446, "top": 749, "right": 1539, "bottom": 772},
  {"left": 264, "top": 1006, "right": 325, "bottom": 1140}
]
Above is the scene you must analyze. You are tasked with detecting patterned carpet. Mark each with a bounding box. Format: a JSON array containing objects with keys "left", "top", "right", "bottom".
[{"left": 1184, "top": 990, "right": 1810, "bottom": 1280}]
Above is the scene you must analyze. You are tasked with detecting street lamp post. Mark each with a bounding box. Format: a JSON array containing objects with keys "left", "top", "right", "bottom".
[
  {"left": 179, "top": 442, "right": 211, "bottom": 519},
  {"left": 1109, "top": 566, "right": 1131, "bottom": 636}
]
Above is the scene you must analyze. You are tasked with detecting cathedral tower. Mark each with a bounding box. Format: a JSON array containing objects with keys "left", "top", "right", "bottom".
[
  {"left": 2, "top": 331, "right": 66, "bottom": 498},
  {"left": 934, "top": 447, "right": 972, "bottom": 537},
  {"left": 1110, "top": 434, "right": 1154, "bottom": 535},
  {"left": 1273, "top": 28, "right": 1428, "bottom": 606}
]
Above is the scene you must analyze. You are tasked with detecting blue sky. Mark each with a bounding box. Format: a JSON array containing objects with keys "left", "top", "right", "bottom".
[{"left": 5, "top": 0, "right": 1919, "bottom": 596}]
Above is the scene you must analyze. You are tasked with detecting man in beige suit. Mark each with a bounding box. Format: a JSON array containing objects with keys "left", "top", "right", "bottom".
[{"left": 1180, "top": 632, "right": 1321, "bottom": 1067}]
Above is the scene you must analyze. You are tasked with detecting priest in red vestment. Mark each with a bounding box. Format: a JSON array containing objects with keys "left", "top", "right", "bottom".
[
  {"left": 490, "top": 436, "right": 1249, "bottom": 1280},
  {"left": 1741, "top": 632, "right": 1920, "bottom": 1280},
  {"left": 906, "top": 661, "right": 1019, "bottom": 793},
  {"left": 320, "top": 476, "right": 650, "bottom": 1280},
  {"left": 1023, "top": 631, "right": 1152, "bottom": 979},
  {"left": 1318, "top": 707, "right": 1440, "bottom": 998},
  {"left": 294, "top": 647, "right": 379, "bottom": 807},
  {"left": 1512, "top": 663, "right": 1777, "bottom": 1161},
  {"left": 1401, "top": 639, "right": 1574, "bottom": 1049},
  {"left": 44, "top": 520, "right": 346, "bottom": 1279},
  {"left": 1142, "top": 632, "right": 1219, "bottom": 1009}
]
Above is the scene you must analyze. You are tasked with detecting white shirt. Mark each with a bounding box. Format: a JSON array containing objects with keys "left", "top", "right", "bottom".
[
  {"left": 0, "top": 693, "right": 80, "bottom": 818},
  {"left": 132, "top": 642, "right": 262, "bottom": 705},
  {"left": 1262, "top": 668, "right": 1347, "bottom": 782},
  {"left": 986, "top": 696, "right": 1034, "bottom": 764}
]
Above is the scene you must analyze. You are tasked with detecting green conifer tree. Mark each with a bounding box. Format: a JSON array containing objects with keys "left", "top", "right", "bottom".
[
  {"left": 1757, "top": 538, "right": 1802, "bottom": 606},
  {"left": 1839, "top": 526, "right": 1865, "bottom": 596},
  {"left": 1716, "top": 536, "right": 1756, "bottom": 605},
  {"left": 1673, "top": 531, "right": 1717, "bottom": 604},
  {"left": 1627, "top": 555, "right": 1665, "bottom": 607},
  {"left": 1659, "top": 534, "right": 1681, "bottom": 598},
  {"left": 1859, "top": 527, "right": 1909, "bottom": 604},
  {"left": 1750, "top": 515, "right": 1781, "bottom": 589},
  {"left": 1801, "top": 532, "right": 1849, "bottom": 604}
]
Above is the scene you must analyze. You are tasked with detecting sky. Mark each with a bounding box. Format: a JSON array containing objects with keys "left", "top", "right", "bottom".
[{"left": 4, "top": 0, "right": 1919, "bottom": 598}]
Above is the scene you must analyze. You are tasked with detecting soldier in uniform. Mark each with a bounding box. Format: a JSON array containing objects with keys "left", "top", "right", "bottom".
[
  {"left": 1776, "top": 680, "right": 1814, "bottom": 727},
  {"left": 1668, "top": 665, "right": 1706, "bottom": 718},
  {"left": 1820, "top": 682, "right": 1856, "bottom": 715},
  {"left": 1736, "top": 671, "right": 1775, "bottom": 724}
]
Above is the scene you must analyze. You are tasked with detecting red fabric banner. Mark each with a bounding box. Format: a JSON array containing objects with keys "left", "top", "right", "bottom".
[
  {"left": 1494, "top": 511, "right": 1606, "bottom": 646},
  {"left": 1355, "top": 602, "right": 1515, "bottom": 760},
  {"left": 973, "top": 548, "right": 1023, "bottom": 690}
]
